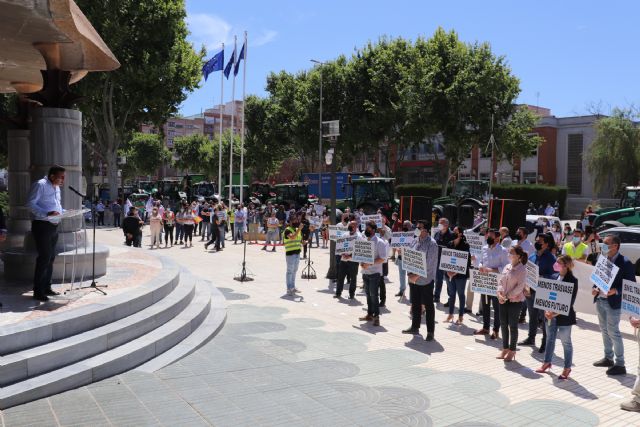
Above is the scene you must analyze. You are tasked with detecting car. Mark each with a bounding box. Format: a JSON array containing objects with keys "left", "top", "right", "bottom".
[
  {"left": 526, "top": 214, "right": 561, "bottom": 226},
  {"left": 598, "top": 227, "right": 640, "bottom": 275}
]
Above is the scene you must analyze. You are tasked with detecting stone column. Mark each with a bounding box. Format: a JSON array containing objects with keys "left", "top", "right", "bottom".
[{"left": 5, "top": 129, "right": 31, "bottom": 248}]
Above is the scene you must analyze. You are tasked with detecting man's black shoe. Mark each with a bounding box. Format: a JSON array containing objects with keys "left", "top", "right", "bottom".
[
  {"left": 538, "top": 344, "right": 546, "bottom": 353},
  {"left": 518, "top": 338, "right": 535, "bottom": 346},
  {"left": 402, "top": 328, "right": 419, "bottom": 334},
  {"left": 333, "top": 294, "right": 341, "bottom": 299},
  {"left": 593, "top": 358, "right": 615, "bottom": 367},
  {"left": 464, "top": 308, "right": 472, "bottom": 314},
  {"left": 607, "top": 365, "right": 627, "bottom": 376},
  {"left": 443, "top": 302, "right": 449, "bottom": 308},
  {"left": 348, "top": 295, "right": 355, "bottom": 299},
  {"left": 45, "top": 289, "right": 60, "bottom": 296},
  {"left": 425, "top": 333, "right": 434, "bottom": 341},
  {"left": 395, "top": 292, "right": 404, "bottom": 297},
  {"left": 379, "top": 303, "right": 386, "bottom": 308},
  {"left": 33, "top": 294, "right": 49, "bottom": 302}
]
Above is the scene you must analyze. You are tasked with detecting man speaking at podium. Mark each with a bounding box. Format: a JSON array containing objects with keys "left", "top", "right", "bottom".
[{"left": 26, "top": 165, "right": 66, "bottom": 302}]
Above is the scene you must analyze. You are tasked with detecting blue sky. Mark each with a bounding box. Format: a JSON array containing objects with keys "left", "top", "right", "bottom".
[{"left": 182, "top": 0, "right": 639, "bottom": 118}]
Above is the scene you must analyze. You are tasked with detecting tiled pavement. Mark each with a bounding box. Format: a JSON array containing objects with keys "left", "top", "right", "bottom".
[{"left": 1, "top": 228, "right": 639, "bottom": 426}]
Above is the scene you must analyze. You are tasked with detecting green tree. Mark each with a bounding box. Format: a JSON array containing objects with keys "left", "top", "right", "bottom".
[
  {"left": 587, "top": 109, "right": 640, "bottom": 193},
  {"left": 75, "top": 0, "right": 203, "bottom": 201},
  {"left": 121, "top": 132, "right": 171, "bottom": 178},
  {"left": 173, "top": 131, "right": 242, "bottom": 182}
]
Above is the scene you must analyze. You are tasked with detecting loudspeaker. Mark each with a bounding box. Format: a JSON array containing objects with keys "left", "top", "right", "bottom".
[
  {"left": 443, "top": 204, "right": 458, "bottom": 226},
  {"left": 488, "top": 199, "right": 528, "bottom": 237},
  {"left": 399, "top": 196, "right": 432, "bottom": 228},
  {"left": 458, "top": 204, "right": 475, "bottom": 229}
]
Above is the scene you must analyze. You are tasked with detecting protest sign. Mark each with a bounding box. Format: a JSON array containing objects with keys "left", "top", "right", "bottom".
[
  {"left": 336, "top": 235, "right": 357, "bottom": 256},
  {"left": 402, "top": 248, "right": 428, "bottom": 276},
  {"left": 351, "top": 239, "right": 375, "bottom": 264},
  {"left": 267, "top": 217, "right": 280, "bottom": 228},
  {"left": 309, "top": 216, "right": 322, "bottom": 228},
  {"left": 439, "top": 248, "right": 469, "bottom": 274},
  {"left": 391, "top": 232, "right": 415, "bottom": 248},
  {"left": 470, "top": 270, "right": 499, "bottom": 296},
  {"left": 431, "top": 227, "right": 438, "bottom": 238},
  {"left": 328, "top": 224, "right": 348, "bottom": 241},
  {"left": 360, "top": 213, "right": 383, "bottom": 229},
  {"left": 590, "top": 255, "right": 620, "bottom": 293},
  {"left": 533, "top": 278, "right": 574, "bottom": 316},
  {"left": 526, "top": 261, "right": 539, "bottom": 290},
  {"left": 313, "top": 204, "right": 325, "bottom": 215},
  {"left": 622, "top": 279, "right": 640, "bottom": 317},
  {"left": 216, "top": 210, "right": 227, "bottom": 221},
  {"left": 464, "top": 231, "right": 485, "bottom": 258}
]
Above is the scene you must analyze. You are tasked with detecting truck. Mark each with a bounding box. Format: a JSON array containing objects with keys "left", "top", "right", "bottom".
[
  {"left": 268, "top": 182, "right": 310, "bottom": 210},
  {"left": 339, "top": 176, "right": 398, "bottom": 217}
]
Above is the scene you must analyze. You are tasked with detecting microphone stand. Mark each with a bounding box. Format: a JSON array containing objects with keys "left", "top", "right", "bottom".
[{"left": 68, "top": 186, "right": 107, "bottom": 295}]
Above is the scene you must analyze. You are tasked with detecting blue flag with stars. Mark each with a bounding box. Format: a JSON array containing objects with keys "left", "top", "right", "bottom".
[
  {"left": 202, "top": 49, "right": 224, "bottom": 81},
  {"left": 224, "top": 46, "right": 236, "bottom": 80},
  {"left": 234, "top": 42, "right": 245, "bottom": 76}
]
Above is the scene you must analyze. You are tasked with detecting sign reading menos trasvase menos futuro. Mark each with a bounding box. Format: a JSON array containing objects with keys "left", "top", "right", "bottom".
[{"left": 533, "top": 278, "right": 574, "bottom": 316}]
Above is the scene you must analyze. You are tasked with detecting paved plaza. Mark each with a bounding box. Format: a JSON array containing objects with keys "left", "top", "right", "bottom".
[{"left": 1, "top": 227, "right": 639, "bottom": 426}]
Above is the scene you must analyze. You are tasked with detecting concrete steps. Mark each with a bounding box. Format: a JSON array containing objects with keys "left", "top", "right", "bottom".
[{"left": 0, "top": 260, "right": 226, "bottom": 409}]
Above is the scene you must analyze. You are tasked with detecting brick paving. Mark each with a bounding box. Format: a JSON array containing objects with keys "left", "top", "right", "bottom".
[{"left": 1, "top": 227, "right": 639, "bottom": 426}]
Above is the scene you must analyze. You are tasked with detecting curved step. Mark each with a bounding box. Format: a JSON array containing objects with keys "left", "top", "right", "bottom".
[
  {"left": 136, "top": 281, "right": 227, "bottom": 372},
  {"left": 0, "top": 280, "right": 213, "bottom": 410},
  {"left": 0, "top": 271, "right": 197, "bottom": 387},
  {"left": 0, "top": 256, "right": 181, "bottom": 355}
]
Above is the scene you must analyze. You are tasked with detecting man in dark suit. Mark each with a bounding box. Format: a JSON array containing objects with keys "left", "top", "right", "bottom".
[{"left": 592, "top": 234, "right": 636, "bottom": 375}]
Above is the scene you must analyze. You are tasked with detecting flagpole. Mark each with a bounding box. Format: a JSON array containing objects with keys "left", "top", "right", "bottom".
[
  {"left": 229, "top": 35, "right": 237, "bottom": 204},
  {"left": 239, "top": 31, "right": 247, "bottom": 203},
  {"left": 218, "top": 43, "right": 224, "bottom": 200}
]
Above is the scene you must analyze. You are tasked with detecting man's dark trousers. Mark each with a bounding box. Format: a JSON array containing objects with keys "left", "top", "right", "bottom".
[
  {"left": 32, "top": 220, "right": 58, "bottom": 296},
  {"left": 336, "top": 260, "right": 358, "bottom": 297},
  {"left": 410, "top": 281, "right": 435, "bottom": 333}
]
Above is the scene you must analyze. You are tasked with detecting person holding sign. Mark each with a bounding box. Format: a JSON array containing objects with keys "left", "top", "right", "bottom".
[
  {"left": 395, "top": 221, "right": 414, "bottom": 298},
  {"left": 262, "top": 211, "right": 281, "bottom": 252},
  {"left": 334, "top": 221, "right": 360, "bottom": 299},
  {"left": 520, "top": 233, "right": 556, "bottom": 353},
  {"left": 444, "top": 227, "right": 471, "bottom": 324},
  {"left": 358, "top": 221, "right": 389, "bottom": 327},
  {"left": 496, "top": 245, "right": 528, "bottom": 362},
  {"left": 535, "top": 255, "right": 578, "bottom": 379},
  {"left": 434, "top": 218, "right": 455, "bottom": 305},
  {"left": 592, "top": 235, "right": 636, "bottom": 375},
  {"left": 473, "top": 229, "right": 508, "bottom": 339},
  {"left": 401, "top": 220, "right": 439, "bottom": 341},
  {"left": 283, "top": 214, "right": 304, "bottom": 296}
]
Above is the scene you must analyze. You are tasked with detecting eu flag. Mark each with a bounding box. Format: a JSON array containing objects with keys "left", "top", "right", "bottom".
[
  {"left": 202, "top": 49, "right": 224, "bottom": 81},
  {"left": 224, "top": 47, "right": 236, "bottom": 80},
  {"left": 234, "top": 42, "right": 245, "bottom": 76}
]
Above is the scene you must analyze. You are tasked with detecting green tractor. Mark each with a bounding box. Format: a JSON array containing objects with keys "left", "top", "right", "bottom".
[
  {"left": 593, "top": 186, "right": 640, "bottom": 228},
  {"left": 432, "top": 179, "right": 489, "bottom": 218},
  {"left": 339, "top": 177, "right": 398, "bottom": 217}
]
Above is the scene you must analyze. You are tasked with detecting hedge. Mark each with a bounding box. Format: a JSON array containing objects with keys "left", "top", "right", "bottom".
[{"left": 395, "top": 183, "right": 568, "bottom": 217}]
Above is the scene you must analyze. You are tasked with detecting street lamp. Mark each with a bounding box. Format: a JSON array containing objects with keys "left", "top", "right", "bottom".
[
  {"left": 311, "top": 59, "right": 325, "bottom": 202},
  {"left": 322, "top": 120, "right": 339, "bottom": 279}
]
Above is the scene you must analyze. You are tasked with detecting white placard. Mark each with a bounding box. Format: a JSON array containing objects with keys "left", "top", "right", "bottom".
[
  {"left": 590, "top": 255, "right": 620, "bottom": 293},
  {"left": 216, "top": 211, "right": 227, "bottom": 221},
  {"left": 336, "top": 235, "right": 357, "bottom": 256},
  {"left": 391, "top": 232, "right": 415, "bottom": 248},
  {"left": 622, "top": 279, "right": 640, "bottom": 317},
  {"left": 431, "top": 227, "right": 438, "bottom": 238},
  {"left": 309, "top": 216, "right": 322, "bottom": 228},
  {"left": 328, "top": 224, "right": 348, "bottom": 241},
  {"left": 533, "top": 278, "right": 574, "bottom": 316},
  {"left": 464, "top": 231, "right": 485, "bottom": 258},
  {"left": 267, "top": 217, "right": 280, "bottom": 227},
  {"left": 402, "top": 247, "right": 428, "bottom": 277},
  {"left": 360, "top": 214, "right": 383, "bottom": 229},
  {"left": 470, "top": 270, "right": 500, "bottom": 296},
  {"left": 439, "top": 248, "right": 469, "bottom": 275},
  {"left": 526, "top": 261, "right": 539, "bottom": 290},
  {"left": 351, "top": 239, "right": 375, "bottom": 264}
]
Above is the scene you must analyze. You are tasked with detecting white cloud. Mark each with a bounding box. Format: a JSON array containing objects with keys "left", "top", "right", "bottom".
[
  {"left": 186, "top": 13, "right": 232, "bottom": 52},
  {"left": 252, "top": 29, "right": 278, "bottom": 47}
]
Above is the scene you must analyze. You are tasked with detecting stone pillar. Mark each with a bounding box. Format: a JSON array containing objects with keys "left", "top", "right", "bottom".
[{"left": 5, "top": 129, "right": 31, "bottom": 248}]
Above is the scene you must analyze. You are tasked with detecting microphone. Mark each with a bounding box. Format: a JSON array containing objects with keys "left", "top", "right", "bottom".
[{"left": 68, "top": 185, "right": 86, "bottom": 198}]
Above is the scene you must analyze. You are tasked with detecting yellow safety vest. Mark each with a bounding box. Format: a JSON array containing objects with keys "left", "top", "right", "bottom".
[
  {"left": 563, "top": 241, "right": 587, "bottom": 259},
  {"left": 284, "top": 226, "right": 302, "bottom": 254}
]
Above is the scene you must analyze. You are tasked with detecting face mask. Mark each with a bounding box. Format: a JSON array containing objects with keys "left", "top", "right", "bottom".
[
  {"left": 572, "top": 237, "right": 581, "bottom": 244},
  {"left": 516, "top": 233, "right": 523, "bottom": 241},
  {"left": 348, "top": 226, "right": 355, "bottom": 233},
  {"left": 601, "top": 243, "right": 609, "bottom": 255},
  {"left": 553, "top": 262, "right": 562, "bottom": 272},
  {"left": 486, "top": 237, "right": 495, "bottom": 246},
  {"left": 292, "top": 222, "right": 300, "bottom": 227},
  {"left": 509, "top": 254, "right": 518, "bottom": 263},
  {"left": 414, "top": 229, "right": 421, "bottom": 237},
  {"left": 439, "top": 224, "right": 447, "bottom": 231},
  {"left": 364, "top": 229, "right": 373, "bottom": 238},
  {"left": 534, "top": 242, "right": 542, "bottom": 251},
  {"left": 564, "top": 229, "right": 571, "bottom": 234},
  {"left": 402, "top": 227, "right": 409, "bottom": 232}
]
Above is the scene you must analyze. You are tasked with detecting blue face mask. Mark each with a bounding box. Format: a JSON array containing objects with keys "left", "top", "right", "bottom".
[
  {"left": 572, "top": 237, "right": 581, "bottom": 244},
  {"left": 600, "top": 243, "right": 609, "bottom": 255}
]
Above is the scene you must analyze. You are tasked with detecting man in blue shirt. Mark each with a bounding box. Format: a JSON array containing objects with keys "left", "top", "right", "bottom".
[
  {"left": 26, "top": 165, "right": 66, "bottom": 302},
  {"left": 520, "top": 233, "right": 556, "bottom": 352}
]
